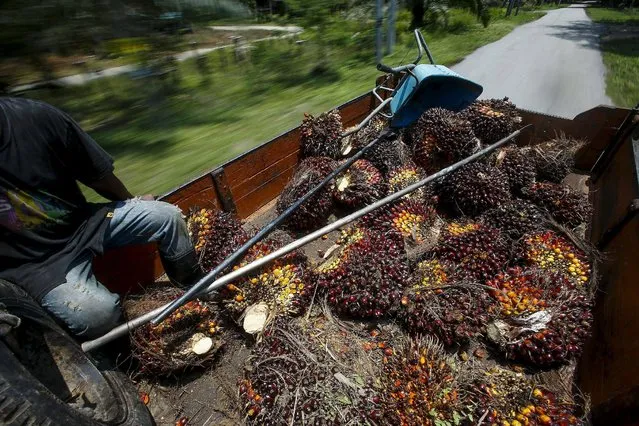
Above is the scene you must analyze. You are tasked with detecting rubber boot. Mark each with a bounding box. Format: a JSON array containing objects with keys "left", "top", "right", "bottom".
[{"left": 161, "top": 249, "right": 204, "bottom": 289}]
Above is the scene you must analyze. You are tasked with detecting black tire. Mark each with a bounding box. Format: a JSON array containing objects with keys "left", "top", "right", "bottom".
[{"left": 0, "top": 280, "right": 153, "bottom": 426}]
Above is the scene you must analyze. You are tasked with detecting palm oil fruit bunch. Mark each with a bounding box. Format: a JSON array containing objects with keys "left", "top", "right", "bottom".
[
  {"left": 378, "top": 336, "right": 463, "bottom": 425},
  {"left": 520, "top": 230, "right": 591, "bottom": 287},
  {"left": 526, "top": 134, "right": 586, "bottom": 183},
  {"left": 400, "top": 280, "right": 494, "bottom": 346},
  {"left": 240, "top": 316, "right": 384, "bottom": 426},
  {"left": 320, "top": 229, "right": 409, "bottom": 319},
  {"left": 487, "top": 267, "right": 593, "bottom": 366},
  {"left": 487, "top": 267, "right": 553, "bottom": 317},
  {"left": 412, "top": 258, "right": 454, "bottom": 288},
  {"left": 187, "top": 208, "right": 248, "bottom": 273},
  {"left": 503, "top": 293, "right": 593, "bottom": 366},
  {"left": 441, "top": 162, "right": 511, "bottom": 216},
  {"left": 299, "top": 109, "right": 343, "bottom": 159},
  {"left": 433, "top": 222, "right": 511, "bottom": 282},
  {"left": 494, "top": 147, "right": 536, "bottom": 194},
  {"left": 460, "top": 98, "right": 522, "bottom": 144},
  {"left": 239, "top": 319, "right": 324, "bottom": 425},
  {"left": 361, "top": 198, "right": 436, "bottom": 245},
  {"left": 333, "top": 159, "right": 386, "bottom": 208},
  {"left": 386, "top": 162, "right": 433, "bottom": 202},
  {"left": 221, "top": 233, "right": 313, "bottom": 318},
  {"left": 125, "top": 285, "right": 223, "bottom": 376},
  {"left": 277, "top": 156, "right": 337, "bottom": 231},
  {"left": 468, "top": 368, "right": 582, "bottom": 426},
  {"left": 480, "top": 199, "right": 547, "bottom": 241},
  {"left": 522, "top": 182, "right": 592, "bottom": 228},
  {"left": 411, "top": 108, "right": 480, "bottom": 173},
  {"left": 313, "top": 226, "right": 366, "bottom": 290},
  {"left": 364, "top": 136, "right": 411, "bottom": 175},
  {"left": 342, "top": 116, "right": 388, "bottom": 156}
]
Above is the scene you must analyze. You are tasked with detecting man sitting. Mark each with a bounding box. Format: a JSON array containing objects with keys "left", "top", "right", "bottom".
[{"left": 0, "top": 97, "right": 201, "bottom": 339}]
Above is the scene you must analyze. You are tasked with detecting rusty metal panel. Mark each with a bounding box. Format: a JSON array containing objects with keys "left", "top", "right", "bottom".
[{"left": 577, "top": 123, "right": 639, "bottom": 418}]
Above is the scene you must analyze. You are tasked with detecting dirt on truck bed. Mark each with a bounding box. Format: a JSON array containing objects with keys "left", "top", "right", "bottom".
[{"left": 134, "top": 336, "right": 247, "bottom": 425}]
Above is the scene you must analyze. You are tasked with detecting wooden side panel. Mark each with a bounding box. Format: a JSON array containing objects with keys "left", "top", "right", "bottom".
[
  {"left": 225, "top": 130, "right": 301, "bottom": 218},
  {"left": 230, "top": 150, "right": 300, "bottom": 202},
  {"left": 93, "top": 244, "right": 163, "bottom": 295},
  {"left": 235, "top": 165, "right": 298, "bottom": 218},
  {"left": 162, "top": 174, "right": 221, "bottom": 212},
  {"left": 578, "top": 126, "right": 639, "bottom": 417}
]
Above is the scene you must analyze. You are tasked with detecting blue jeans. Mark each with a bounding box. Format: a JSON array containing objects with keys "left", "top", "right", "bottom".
[{"left": 41, "top": 199, "right": 193, "bottom": 339}]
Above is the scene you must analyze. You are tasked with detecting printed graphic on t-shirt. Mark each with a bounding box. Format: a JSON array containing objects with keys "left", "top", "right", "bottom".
[{"left": 0, "top": 186, "right": 73, "bottom": 232}]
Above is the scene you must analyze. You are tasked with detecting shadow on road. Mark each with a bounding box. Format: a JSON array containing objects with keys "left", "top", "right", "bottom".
[{"left": 546, "top": 21, "right": 607, "bottom": 51}]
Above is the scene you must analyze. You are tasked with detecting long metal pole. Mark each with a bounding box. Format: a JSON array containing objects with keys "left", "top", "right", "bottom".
[
  {"left": 82, "top": 126, "right": 528, "bottom": 353},
  {"left": 150, "top": 98, "right": 393, "bottom": 326}
]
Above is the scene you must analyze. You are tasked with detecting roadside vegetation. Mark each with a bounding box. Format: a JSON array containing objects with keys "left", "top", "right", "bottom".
[
  {"left": 3, "top": 2, "right": 545, "bottom": 199},
  {"left": 587, "top": 6, "right": 639, "bottom": 108}
]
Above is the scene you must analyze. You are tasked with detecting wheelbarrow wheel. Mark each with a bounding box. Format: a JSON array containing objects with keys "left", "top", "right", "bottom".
[{"left": 0, "top": 279, "right": 153, "bottom": 426}]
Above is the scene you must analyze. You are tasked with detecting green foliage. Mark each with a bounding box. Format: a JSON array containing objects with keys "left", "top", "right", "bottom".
[
  {"left": 587, "top": 7, "right": 639, "bottom": 107},
  {"left": 599, "top": 38, "right": 639, "bottom": 107},
  {"left": 480, "top": 7, "right": 491, "bottom": 27},
  {"left": 424, "top": 2, "right": 451, "bottom": 30},
  {"left": 447, "top": 9, "right": 476, "bottom": 32},
  {"left": 587, "top": 6, "right": 639, "bottom": 22},
  {"left": 412, "top": 0, "right": 492, "bottom": 32},
  {"left": 284, "top": 0, "right": 350, "bottom": 19},
  {"left": 22, "top": 8, "right": 541, "bottom": 200},
  {"left": 103, "top": 38, "right": 152, "bottom": 58}
]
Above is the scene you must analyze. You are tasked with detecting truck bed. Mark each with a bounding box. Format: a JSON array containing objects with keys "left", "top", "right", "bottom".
[{"left": 91, "top": 89, "right": 638, "bottom": 424}]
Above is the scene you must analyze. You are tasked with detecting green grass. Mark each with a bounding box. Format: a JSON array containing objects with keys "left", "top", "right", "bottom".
[
  {"left": 26, "top": 8, "right": 542, "bottom": 200},
  {"left": 587, "top": 7, "right": 639, "bottom": 23},
  {"left": 587, "top": 7, "right": 639, "bottom": 108}
]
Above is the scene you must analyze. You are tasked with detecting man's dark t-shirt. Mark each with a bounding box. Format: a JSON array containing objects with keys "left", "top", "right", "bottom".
[{"left": 0, "top": 97, "right": 114, "bottom": 301}]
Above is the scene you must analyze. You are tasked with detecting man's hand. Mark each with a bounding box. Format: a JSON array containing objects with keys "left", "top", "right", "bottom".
[{"left": 140, "top": 194, "right": 156, "bottom": 201}]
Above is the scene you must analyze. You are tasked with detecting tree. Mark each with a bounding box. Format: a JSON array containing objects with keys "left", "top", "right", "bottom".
[{"left": 409, "top": 0, "right": 425, "bottom": 28}]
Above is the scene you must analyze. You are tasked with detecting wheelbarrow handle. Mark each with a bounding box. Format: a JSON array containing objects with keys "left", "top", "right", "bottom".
[
  {"left": 376, "top": 63, "right": 415, "bottom": 74},
  {"left": 416, "top": 30, "right": 436, "bottom": 65},
  {"left": 376, "top": 30, "right": 435, "bottom": 75}
]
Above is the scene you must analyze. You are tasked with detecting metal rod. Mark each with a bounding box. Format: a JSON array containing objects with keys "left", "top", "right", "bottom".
[
  {"left": 82, "top": 126, "right": 527, "bottom": 353},
  {"left": 150, "top": 98, "right": 394, "bottom": 326},
  {"left": 417, "top": 31, "right": 435, "bottom": 65}
]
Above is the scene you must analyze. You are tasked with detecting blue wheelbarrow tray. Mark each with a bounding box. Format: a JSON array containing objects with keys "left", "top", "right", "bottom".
[{"left": 390, "top": 64, "right": 483, "bottom": 129}]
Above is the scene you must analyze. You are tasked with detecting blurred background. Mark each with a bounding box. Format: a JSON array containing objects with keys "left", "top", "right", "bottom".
[{"left": 1, "top": 0, "right": 566, "bottom": 199}]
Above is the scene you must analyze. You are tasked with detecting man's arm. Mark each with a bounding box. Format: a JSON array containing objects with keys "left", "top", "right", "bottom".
[{"left": 87, "top": 172, "right": 133, "bottom": 201}]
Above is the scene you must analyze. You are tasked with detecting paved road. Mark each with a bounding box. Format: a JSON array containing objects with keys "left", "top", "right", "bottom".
[{"left": 452, "top": 5, "right": 612, "bottom": 118}]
